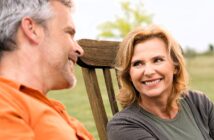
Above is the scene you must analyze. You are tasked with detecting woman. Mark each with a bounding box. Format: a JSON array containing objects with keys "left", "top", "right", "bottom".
[{"left": 107, "top": 25, "right": 214, "bottom": 140}]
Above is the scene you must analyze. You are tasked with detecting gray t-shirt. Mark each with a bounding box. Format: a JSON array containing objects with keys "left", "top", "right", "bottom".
[
  {"left": 107, "top": 91, "right": 214, "bottom": 140},
  {"left": 142, "top": 99, "right": 204, "bottom": 140}
]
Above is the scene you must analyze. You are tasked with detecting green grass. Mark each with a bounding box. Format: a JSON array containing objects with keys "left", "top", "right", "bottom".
[
  {"left": 186, "top": 54, "right": 214, "bottom": 100},
  {"left": 48, "top": 54, "right": 214, "bottom": 140}
]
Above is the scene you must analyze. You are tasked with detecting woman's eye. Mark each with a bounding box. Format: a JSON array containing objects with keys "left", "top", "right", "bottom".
[
  {"left": 132, "top": 61, "right": 142, "bottom": 67},
  {"left": 154, "top": 58, "right": 163, "bottom": 63}
]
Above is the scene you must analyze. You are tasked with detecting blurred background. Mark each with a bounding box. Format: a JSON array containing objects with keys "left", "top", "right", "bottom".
[
  {"left": 49, "top": 0, "right": 214, "bottom": 139},
  {"left": 74, "top": 0, "right": 214, "bottom": 52}
]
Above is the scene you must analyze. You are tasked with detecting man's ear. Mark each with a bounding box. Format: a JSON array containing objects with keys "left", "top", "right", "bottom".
[{"left": 20, "top": 17, "right": 44, "bottom": 45}]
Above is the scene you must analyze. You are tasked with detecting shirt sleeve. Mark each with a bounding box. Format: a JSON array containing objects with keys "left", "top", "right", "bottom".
[
  {"left": 189, "top": 91, "right": 214, "bottom": 139},
  {"left": 205, "top": 95, "right": 214, "bottom": 139},
  {"left": 107, "top": 118, "right": 157, "bottom": 140},
  {"left": 69, "top": 116, "right": 95, "bottom": 140}
]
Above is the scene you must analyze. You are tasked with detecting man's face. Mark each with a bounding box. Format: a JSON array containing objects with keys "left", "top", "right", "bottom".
[{"left": 39, "top": 1, "right": 83, "bottom": 90}]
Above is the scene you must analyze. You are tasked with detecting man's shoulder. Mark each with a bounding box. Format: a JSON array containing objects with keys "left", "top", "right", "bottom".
[{"left": 0, "top": 80, "right": 51, "bottom": 114}]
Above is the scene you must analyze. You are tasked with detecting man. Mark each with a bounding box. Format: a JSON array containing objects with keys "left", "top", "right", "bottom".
[{"left": 0, "top": 0, "right": 94, "bottom": 139}]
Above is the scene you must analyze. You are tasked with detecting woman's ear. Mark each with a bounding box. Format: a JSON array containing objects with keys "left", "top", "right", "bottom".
[
  {"left": 128, "top": 73, "right": 132, "bottom": 81},
  {"left": 173, "top": 67, "right": 178, "bottom": 74},
  {"left": 20, "top": 17, "right": 44, "bottom": 45}
]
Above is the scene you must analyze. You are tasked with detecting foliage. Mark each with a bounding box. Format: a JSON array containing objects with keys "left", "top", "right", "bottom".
[
  {"left": 184, "top": 46, "right": 198, "bottom": 58},
  {"left": 97, "top": 0, "right": 153, "bottom": 39},
  {"left": 203, "top": 43, "right": 214, "bottom": 55},
  {"left": 209, "top": 44, "right": 214, "bottom": 51}
]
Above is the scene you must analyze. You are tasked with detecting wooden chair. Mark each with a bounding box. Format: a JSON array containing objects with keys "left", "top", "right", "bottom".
[{"left": 77, "top": 39, "right": 120, "bottom": 140}]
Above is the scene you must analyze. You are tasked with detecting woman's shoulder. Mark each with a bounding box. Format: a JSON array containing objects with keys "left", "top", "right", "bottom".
[
  {"left": 107, "top": 103, "right": 159, "bottom": 140},
  {"left": 107, "top": 103, "right": 167, "bottom": 140},
  {"left": 107, "top": 102, "right": 156, "bottom": 131},
  {"left": 183, "top": 89, "right": 214, "bottom": 115},
  {"left": 109, "top": 103, "right": 140, "bottom": 122},
  {"left": 183, "top": 90, "right": 210, "bottom": 103},
  {"left": 107, "top": 102, "right": 149, "bottom": 129}
]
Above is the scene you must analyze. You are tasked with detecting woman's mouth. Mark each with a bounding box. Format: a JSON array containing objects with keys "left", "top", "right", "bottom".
[{"left": 142, "top": 78, "right": 163, "bottom": 86}]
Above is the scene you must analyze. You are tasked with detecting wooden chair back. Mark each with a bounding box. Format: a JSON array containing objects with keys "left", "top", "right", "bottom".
[{"left": 77, "top": 39, "right": 120, "bottom": 140}]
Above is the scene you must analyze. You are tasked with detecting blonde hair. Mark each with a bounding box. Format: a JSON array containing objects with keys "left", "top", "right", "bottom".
[{"left": 116, "top": 25, "right": 188, "bottom": 110}]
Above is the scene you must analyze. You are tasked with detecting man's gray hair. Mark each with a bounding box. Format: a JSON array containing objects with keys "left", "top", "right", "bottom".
[{"left": 0, "top": 0, "right": 73, "bottom": 53}]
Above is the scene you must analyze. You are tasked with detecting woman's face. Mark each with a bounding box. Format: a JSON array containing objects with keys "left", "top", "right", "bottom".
[{"left": 129, "top": 37, "right": 176, "bottom": 102}]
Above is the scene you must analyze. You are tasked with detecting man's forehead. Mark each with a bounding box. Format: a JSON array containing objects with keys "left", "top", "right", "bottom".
[{"left": 50, "top": 1, "right": 75, "bottom": 25}]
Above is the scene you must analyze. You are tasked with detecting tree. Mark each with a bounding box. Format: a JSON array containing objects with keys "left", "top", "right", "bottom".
[
  {"left": 209, "top": 44, "right": 214, "bottom": 52},
  {"left": 97, "top": 0, "right": 153, "bottom": 39}
]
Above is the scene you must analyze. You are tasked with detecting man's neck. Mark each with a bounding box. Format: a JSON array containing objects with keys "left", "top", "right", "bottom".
[{"left": 0, "top": 48, "right": 48, "bottom": 94}]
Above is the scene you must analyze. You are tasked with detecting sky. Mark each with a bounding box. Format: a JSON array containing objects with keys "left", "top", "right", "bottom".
[{"left": 73, "top": 0, "right": 214, "bottom": 52}]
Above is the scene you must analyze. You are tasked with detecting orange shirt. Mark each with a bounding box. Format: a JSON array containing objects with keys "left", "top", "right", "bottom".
[{"left": 0, "top": 77, "right": 94, "bottom": 140}]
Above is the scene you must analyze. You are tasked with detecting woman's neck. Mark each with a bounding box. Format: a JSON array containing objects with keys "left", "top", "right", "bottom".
[{"left": 139, "top": 97, "right": 179, "bottom": 119}]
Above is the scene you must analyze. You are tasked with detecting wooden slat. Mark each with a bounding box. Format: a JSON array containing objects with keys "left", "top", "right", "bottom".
[
  {"left": 115, "top": 69, "right": 121, "bottom": 89},
  {"left": 81, "top": 67, "right": 108, "bottom": 140},
  {"left": 78, "top": 39, "right": 120, "bottom": 68},
  {"left": 77, "top": 39, "right": 121, "bottom": 140},
  {"left": 103, "top": 68, "right": 119, "bottom": 115}
]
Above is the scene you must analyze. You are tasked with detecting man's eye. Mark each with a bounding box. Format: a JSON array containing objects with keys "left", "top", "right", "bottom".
[
  {"left": 69, "top": 34, "right": 74, "bottom": 38},
  {"left": 67, "top": 31, "right": 74, "bottom": 38}
]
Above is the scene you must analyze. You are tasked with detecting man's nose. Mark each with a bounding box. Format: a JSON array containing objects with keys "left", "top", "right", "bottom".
[{"left": 74, "top": 41, "right": 84, "bottom": 56}]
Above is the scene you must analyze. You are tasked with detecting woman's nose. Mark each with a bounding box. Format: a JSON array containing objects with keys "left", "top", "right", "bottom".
[{"left": 143, "top": 64, "right": 155, "bottom": 76}]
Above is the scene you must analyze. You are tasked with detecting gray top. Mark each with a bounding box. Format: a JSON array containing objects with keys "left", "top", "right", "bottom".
[
  {"left": 142, "top": 99, "right": 204, "bottom": 140},
  {"left": 107, "top": 90, "right": 214, "bottom": 140}
]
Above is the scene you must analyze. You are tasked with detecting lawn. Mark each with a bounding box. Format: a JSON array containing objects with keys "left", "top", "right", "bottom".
[
  {"left": 48, "top": 54, "right": 214, "bottom": 140},
  {"left": 186, "top": 54, "right": 214, "bottom": 100}
]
